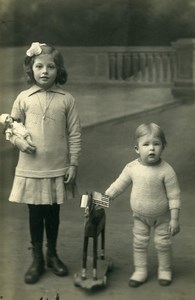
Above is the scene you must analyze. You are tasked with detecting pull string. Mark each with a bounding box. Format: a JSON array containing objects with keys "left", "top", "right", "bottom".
[{"left": 37, "top": 91, "right": 55, "bottom": 120}]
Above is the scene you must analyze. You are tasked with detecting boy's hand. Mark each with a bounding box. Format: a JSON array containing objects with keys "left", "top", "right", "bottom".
[
  {"left": 15, "top": 137, "right": 36, "bottom": 154},
  {"left": 104, "top": 192, "right": 113, "bottom": 201},
  {"left": 64, "top": 166, "right": 78, "bottom": 184},
  {"left": 169, "top": 219, "right": 180, "bottom": 236}
]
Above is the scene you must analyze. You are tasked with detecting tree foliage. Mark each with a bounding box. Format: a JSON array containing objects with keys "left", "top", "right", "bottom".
[{"left": 0, "top": 0, "right": 195, "bottom": 46}]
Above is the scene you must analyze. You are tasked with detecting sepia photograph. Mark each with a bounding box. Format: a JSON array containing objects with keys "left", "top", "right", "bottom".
[{"left": 0, "top": 0, "right": 195, "bottom": 299}]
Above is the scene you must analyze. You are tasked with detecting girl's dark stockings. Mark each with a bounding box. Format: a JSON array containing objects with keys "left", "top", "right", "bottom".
[
  {"left": 28, "top": 203, "right": 60, "bottom": 244},
  {"left": 26, "top": 203, "right": 68, "bottom": 281}
]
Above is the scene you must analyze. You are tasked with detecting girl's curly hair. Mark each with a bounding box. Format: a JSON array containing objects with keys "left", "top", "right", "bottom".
[{"left": 24, "top": 44, "right": 68, "bottom": 85}]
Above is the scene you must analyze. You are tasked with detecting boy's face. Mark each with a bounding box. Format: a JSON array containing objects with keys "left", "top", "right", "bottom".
[
  {"left": 32, "top": 54, "right": 57, "bottom": 89},
  {"left": 135, "top": 134, "right": 164, "bottom": 165}
]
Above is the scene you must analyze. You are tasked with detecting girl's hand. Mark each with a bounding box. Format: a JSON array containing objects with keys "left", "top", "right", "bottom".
[
  {"left": 64, "top": 166, "right": 78, "bottom": 184},
  {"left": 15, "top": 137, "right": 36, "bottom": 154},
  {"left": 169, "top": 219, "right": 180, "bottom": 236}
]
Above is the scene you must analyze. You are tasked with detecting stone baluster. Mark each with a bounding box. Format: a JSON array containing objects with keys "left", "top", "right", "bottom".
[
  {"left": 116, "top": 52, "right": 123, "bottom": 80},
  {"left": 166, "top": 53, "right": 172, "bottom": 83},
  {"left": 162, "top": 53, "right": 169, "bottom": 82},
  {"left": 154, "top": 52, "right": 162, "bottom": 83},
  {"left": 147, "top": 52, "right": 154, "bottom": 83},
  {"left": 170, "top": 52, "right": 177, "bottom": 81},
  {"left": 172, "top": 38, "right": 195, "bottom": 101},
  {"left": 139, "top": 53, "right": 147, "bottom": 82},
  {"left": 123, "top": 52, "right": 131, "bottom": 80},
  {"left": 109, "top": 53, "right": 116, "bottom": 80},
  {"left": 132, "top": 53, "right": 139, "bottom": 81}
]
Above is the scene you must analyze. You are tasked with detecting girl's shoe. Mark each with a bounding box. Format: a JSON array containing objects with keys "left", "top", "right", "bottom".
[
  {"left": 24, "top": 243, "right": 45, "bottom": 284},
  {"left": 25, "top": 258, "right": 45, "bottom": 284},
  {"left": 46, "top": 241, "right": 69, "bottom": 276},
  {"left": 47, "top": 254, "right": 69, "bottom": 276}
]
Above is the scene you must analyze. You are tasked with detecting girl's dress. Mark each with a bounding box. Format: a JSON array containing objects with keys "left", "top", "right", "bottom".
[{"left": 9, "top": 84, "right": 81, "bottom": 205}]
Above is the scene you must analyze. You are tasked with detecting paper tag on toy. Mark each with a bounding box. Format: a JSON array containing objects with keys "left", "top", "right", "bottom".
[{"left": 80, "top": 194, "right": 89, "bottom": 208}]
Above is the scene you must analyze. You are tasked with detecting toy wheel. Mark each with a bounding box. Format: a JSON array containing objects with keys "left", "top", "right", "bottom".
[
  {"left": 108, "top": 261, "right": 114, "bottom": 272},
  {"left": 73, "top": 273, "right": 80, "bottom": 287},
  {"left": 103, "top": 275, "right": 107, "bottom": 287},
  {"left": 74, "top": 281, "right": 80, "bottom": 287}
]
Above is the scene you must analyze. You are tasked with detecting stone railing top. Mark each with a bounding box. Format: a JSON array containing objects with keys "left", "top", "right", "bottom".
[{"left": 57, "top": 46, "right": 174, "bottom": 53}]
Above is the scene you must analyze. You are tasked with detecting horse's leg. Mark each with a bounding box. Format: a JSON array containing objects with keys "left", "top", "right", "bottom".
[
  {"left": 93, "top": 236, "right": 98, "bottom": 279},
  {"left": 101, "top": 225, "right": 105, "bottom": 260},
  {"left": 82, "top": 236, "right": 89, "bottom": 279}
]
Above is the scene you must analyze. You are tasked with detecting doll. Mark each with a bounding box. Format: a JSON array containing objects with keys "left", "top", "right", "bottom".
[{"left": 0, "top": 113, "right": 33, "bottom": 144}]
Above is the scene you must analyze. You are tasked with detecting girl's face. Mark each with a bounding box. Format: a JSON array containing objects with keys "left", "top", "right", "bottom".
[
  {"left": 135, "top": 134, "right": 163, "bottom": 165},
  {"left": 32, "top": 54, "right": 57, "bottom": 89}
]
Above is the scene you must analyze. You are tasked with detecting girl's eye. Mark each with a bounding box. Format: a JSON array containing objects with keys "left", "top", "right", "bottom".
[
  {"left": 48, "top": 64, "right": 56, "bottom": 69},
  {"left": 34, "top": 64, "right": 42, "bottom": 69}
]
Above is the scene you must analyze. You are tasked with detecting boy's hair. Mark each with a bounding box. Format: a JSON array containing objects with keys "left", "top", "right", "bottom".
[
  {"left": 24, "top": 44, "right": 68, "bottom": 85},
  {"left": 134, "top": 123, "right": 167, "bottom": 148}
]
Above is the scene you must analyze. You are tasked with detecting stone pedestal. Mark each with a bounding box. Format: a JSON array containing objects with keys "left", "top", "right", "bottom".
[{"left": 172, "top": 38, "right": 195, "bottom": 101}]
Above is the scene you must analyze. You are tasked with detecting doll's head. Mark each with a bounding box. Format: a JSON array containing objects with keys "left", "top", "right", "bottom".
[
  {"left": 0, "top": 114, "right": 13, "bottom": 125},
  {"left": 24, "top": 42, "right": 68, "bottom": 85}
]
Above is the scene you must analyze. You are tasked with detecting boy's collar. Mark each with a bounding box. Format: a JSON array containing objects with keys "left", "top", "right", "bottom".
[{"left": 138, "top": 157, "right": 162, "bottom": 166}]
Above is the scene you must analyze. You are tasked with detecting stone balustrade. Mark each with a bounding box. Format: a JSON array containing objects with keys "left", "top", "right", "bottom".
[
  {"left": 0, "top": 46, "right": 176, "bottom": 86},
  {"left": 1, "top": 39, "right": 195, "bottom": 101},
  {"left": 107, "top": 47, "right": 176, "bottom": 84}
]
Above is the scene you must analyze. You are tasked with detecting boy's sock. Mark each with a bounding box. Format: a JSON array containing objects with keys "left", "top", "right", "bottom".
[
  {"left": 130, "top": 269, "right": 148, "bottom": 282},
  {"left": 157, "top": 250, "right": 172, "bottom": 285},
  {"left": 158, "top": 270, "right": 172, "bottom": 281}
]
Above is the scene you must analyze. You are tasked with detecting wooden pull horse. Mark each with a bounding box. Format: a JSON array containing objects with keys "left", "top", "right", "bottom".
[{"left": 80, "top": 192, "right": 109, "bottom": 280}]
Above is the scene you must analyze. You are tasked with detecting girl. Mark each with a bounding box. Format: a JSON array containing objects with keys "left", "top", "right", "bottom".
[
  {"left": 105, "top": 123, "right": 181, "bottom": 287},
  {"left": 8, "top": 42, "right": 81, "bottom": 284}
]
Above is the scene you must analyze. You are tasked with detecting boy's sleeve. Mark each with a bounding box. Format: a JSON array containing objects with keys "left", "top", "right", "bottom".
[
  {"left": 105, "top": 165, "right": 132, "bottom": 199},
  {"left": 164, "top": 166, "right": 181, "bottom": 210}
]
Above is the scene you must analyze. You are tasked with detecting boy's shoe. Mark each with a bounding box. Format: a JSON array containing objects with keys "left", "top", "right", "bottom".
[
  {"left": 128, "top": 278, "right": 147, "bottom": 287},
  {"left": 158, "top": 270, "right": 172, "bottom": 286},
  {"left": 158, "top": 279, "right": 172, "bottom": 286},
  {"left": 128, "top": 270, "right": 148, "bottom": 288}
]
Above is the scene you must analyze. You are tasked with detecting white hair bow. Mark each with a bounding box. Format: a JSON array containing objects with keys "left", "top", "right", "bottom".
[{"left": 26, "top": 42, "right": 46, "bottom": 57}]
